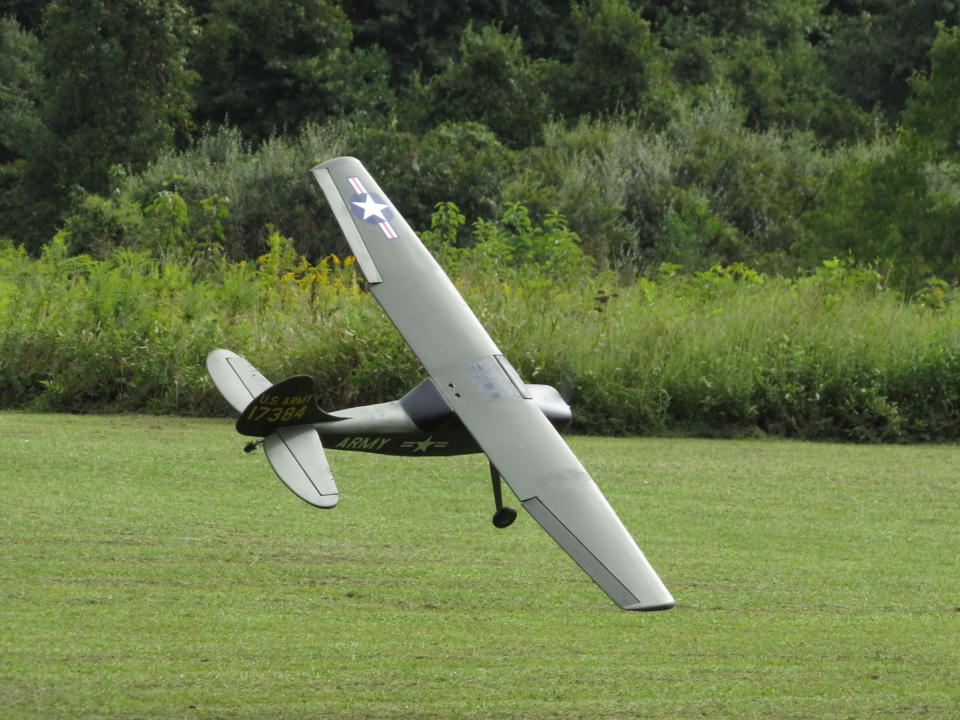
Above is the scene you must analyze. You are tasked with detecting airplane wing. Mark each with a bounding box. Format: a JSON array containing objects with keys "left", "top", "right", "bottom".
[{"left": 311, "top": 157, "right": 674, "bottom": 610}]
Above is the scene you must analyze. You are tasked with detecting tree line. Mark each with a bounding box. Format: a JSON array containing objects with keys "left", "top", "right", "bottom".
[{"left": 2, "top": 0, "right": 960, "bottom": 290}]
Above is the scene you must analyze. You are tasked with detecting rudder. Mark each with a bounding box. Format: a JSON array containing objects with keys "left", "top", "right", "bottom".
[{"left": 236, "top": 374, "right": 344, "bottom": 437}]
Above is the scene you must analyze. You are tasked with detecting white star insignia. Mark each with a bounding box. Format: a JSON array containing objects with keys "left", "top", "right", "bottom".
[
  {"left": 411, "top": 436, "right": 438, "bottom": 453},
  {"left": 401, "top": 436, "right": 449, "bottom": 453},
  {"left": 352, "top": 194, "right": 390, "bottom": 221}
]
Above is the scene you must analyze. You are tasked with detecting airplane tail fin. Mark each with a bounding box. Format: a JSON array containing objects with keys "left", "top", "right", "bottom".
[
  {"left": 235, "top": 374, "right": 344, "bottom": 437},
  {"left": 206, "top": 349, "right": 340, "bottom": 508}
]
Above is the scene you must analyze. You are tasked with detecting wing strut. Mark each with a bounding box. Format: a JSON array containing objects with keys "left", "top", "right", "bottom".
[{"left": 489, "top": 462, "right": 518, "bottom": 529}]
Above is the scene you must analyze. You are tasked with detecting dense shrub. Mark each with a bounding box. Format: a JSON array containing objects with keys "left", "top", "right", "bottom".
[
  {"left": 0, "top": 232, "right": 401, "bottom": 415},
  {"left": 3, "top": 229, "right": 960, "bottom": 442},
  {"left": 506, "top": 101, "right": 827, "bottom": 274},
  {"left": 412, "top": 23, "right": 557, "bottom": 149},
  {"left": 105, "top": 123, "right": 350, "bottom": 259},
  {"left": 57, "top": 120, "right": 519, "bottom": 262}
]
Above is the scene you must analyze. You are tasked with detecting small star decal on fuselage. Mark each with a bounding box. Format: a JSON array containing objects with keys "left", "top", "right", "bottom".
[
  {"left": 411, "top": 436, "right": 438, "bottom": 453},
  {"left": 400, "top": 436, "right": 449, "bottom": 453}
]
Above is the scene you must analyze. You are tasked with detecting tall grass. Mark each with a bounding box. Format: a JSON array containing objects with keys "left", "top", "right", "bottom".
[
  {"left": 0, "top": 233, "right": 404, "bottom": 416},
  {"left": 490, "top": 263, "right": 960, "bottom": 440},
  {"left": 2, "top": 239, "right": 959, "bottom": 441}
]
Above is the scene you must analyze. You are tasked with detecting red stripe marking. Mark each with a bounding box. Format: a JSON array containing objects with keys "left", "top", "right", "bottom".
[{"left": 348, "top": 176, "right": 366, "bottom": 194}]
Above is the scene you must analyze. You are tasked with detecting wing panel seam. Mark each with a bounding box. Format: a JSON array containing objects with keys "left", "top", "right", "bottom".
[
  {"left": 225, "top": 357, "right": 261, "bottom": 398},
  {"left": 523, "top": 496, "right": 639, "bottom": 606},
  {"left": 277, "top": 429, "right": 329, "bottom": 497}
]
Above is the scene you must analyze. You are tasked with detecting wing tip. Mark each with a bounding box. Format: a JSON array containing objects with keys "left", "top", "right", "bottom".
[
  {"left": 311, "top": 156, "right": 362, "bottom": 174},
  {"left": 206, "top": 346, "right": 236, "bottom": 368},
  {"left": 302, "top": 493, "right": 340, "bottom": 510},
  {"left": 622, "top": 598, "right": 676, "bottom": 612}
]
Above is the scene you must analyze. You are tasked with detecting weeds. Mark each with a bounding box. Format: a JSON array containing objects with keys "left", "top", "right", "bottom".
[{"left": 2, "top": 235, "right": 959, "bottom": 441}]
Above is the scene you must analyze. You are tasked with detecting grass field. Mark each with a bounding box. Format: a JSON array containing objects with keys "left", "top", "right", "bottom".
[{"left": 2, "top": 412, "right": 959, "bottom": 719}]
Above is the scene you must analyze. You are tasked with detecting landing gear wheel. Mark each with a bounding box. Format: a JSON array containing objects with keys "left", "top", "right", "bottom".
[
  {"left": 492, "top": 506, "right": 518, "bottom": 529},
  {"left": 488, "top": 462, "right": 517, "bottom": 529}
]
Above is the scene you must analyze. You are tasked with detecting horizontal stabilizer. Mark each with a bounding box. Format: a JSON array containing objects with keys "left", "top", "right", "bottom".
[
  {"left": 264, "top": 426, "right": 339, "bottom": 508},
  {"left": 207, "top": 349, "right": 273, "bottom": 413}
]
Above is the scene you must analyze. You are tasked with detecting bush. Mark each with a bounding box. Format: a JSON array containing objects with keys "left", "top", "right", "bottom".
[
  {"left": 5, "top": 242, "right": 960, "bottom": 443},
  {"left": 112, "top": 123, "right": 350, "bottom": 259},
  {"left": 506, "top": 100, "right": 827, "bottom": 274},
  {"left": 0, "top": 233, "right": 412, "bottom": 415},
  {"left": 341, "top": 120, "right": 516, "bottom": 234},
  {"left": 413, "top": 24, "right": 557, "bottom": 148},
  {"left": 799, "top": 138, "right": 960, "bottom": 292}
]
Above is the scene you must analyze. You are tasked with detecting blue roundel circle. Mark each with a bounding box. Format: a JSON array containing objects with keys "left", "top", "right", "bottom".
[{"left": 349, "top": 192, "right": 395, "bottom": 224}]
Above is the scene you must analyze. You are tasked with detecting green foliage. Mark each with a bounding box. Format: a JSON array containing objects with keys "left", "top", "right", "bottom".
[
  {"left": 821, "top": 0, "right": 960, "bottom": 125},
  {"left": 415, "top": 24, "right": 557, "bottom": 148},
  {"left": 190, "top": 0, "right": 394, "bottom": 139},
  {"left": 56, "top": 185, "right": 231, "bottom": 261},
  {"left": 56, "top": 193, "right": 147, "bottom": 257},
  {"left": 658, "top": 186, "right": 743, "bottom": 269},
  {"left": 0, "top": 16, "right": 41, "bottom": 165},
  {"left": 343, "top": 0, "right": 575, "bottom": 86},
  {"left": 528, "top": 259, "right": 960, "bottom": 442},
  {"left": 844, "top": 24, "right": 960, "bottom": 278},
  {"left": 5, "top": 0, "right": 960, "bottom": 316},
  {"left": 411, "top": 122, "right": 517, "bottom": 222},
  {"left": 0, "top": 233, "right": 390, "bottom": 414},
  {"left": 648, "top": 0, "right": 825, "bottom": 40},
  {"left": 343, "top": 120, "right": 517, "bottom": 233},
  {"left": 422, "top": 200, "right": 588, "bottom": 279},
  {"left": 800, "top": 137, "right": 960, "bottom": 290},
  {"left": 506, "top": 101, "right": 826, "bottom": 273},
  {"left": 2, "top": 1, "right": 46, "bottom": 31},
  {"left": 61, "top": 120, "right": 516, "bottom": 262},
  {"left": 9, "top": 0, "right": 197, "bottom": 251},
  {"left": 719, "top": 34, "right": 869, "bottom": 142},
  {"left": 467, "top": 203, "right": 588, "bottom": 278},
  {"left": 37, "top": 0, "right": 196, "bottom": 193},
  {"left": 105, "top": 122, "right": 349, "bottom": 258},
  {"left": 559, "top": 0, "right": 678, "bottom": 127},
  {"left": 902, "top": 22, "right": 960, "bottom": 157},
  {"left": 0, "top": 16, "right": 43, "bottom": 243},
  {"left": 419, "top": 201, "right": 466, "bottom": 261},
  {"left": 4, "top": 245, "right": 960, "bottom": 443}
]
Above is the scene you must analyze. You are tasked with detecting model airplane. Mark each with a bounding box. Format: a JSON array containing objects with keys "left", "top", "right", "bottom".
[{"left": 206, "top": 157, "right": 674, "bottom": 611}]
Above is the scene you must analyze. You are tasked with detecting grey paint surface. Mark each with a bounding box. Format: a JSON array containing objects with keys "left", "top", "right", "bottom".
[
  {"left": 312, "top": 157, "right": 674, "bottom": 610},
  {"left": 207, "top": 349, "right": 338, "bottom": 507}
]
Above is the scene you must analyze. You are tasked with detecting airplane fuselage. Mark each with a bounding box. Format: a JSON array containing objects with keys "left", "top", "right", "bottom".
[{"left": 310, "top": 377, "right": 571, "bottom": 456}]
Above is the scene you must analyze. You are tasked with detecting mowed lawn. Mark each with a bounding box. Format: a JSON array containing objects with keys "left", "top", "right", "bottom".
[{"left": 1, "top": 412, "right": 958, "bottom": 719}]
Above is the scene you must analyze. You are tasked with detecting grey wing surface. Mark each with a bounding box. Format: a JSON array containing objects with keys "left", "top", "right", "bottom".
[{"left": 312, "top": 157, "right": 674, "bottom": 610}]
